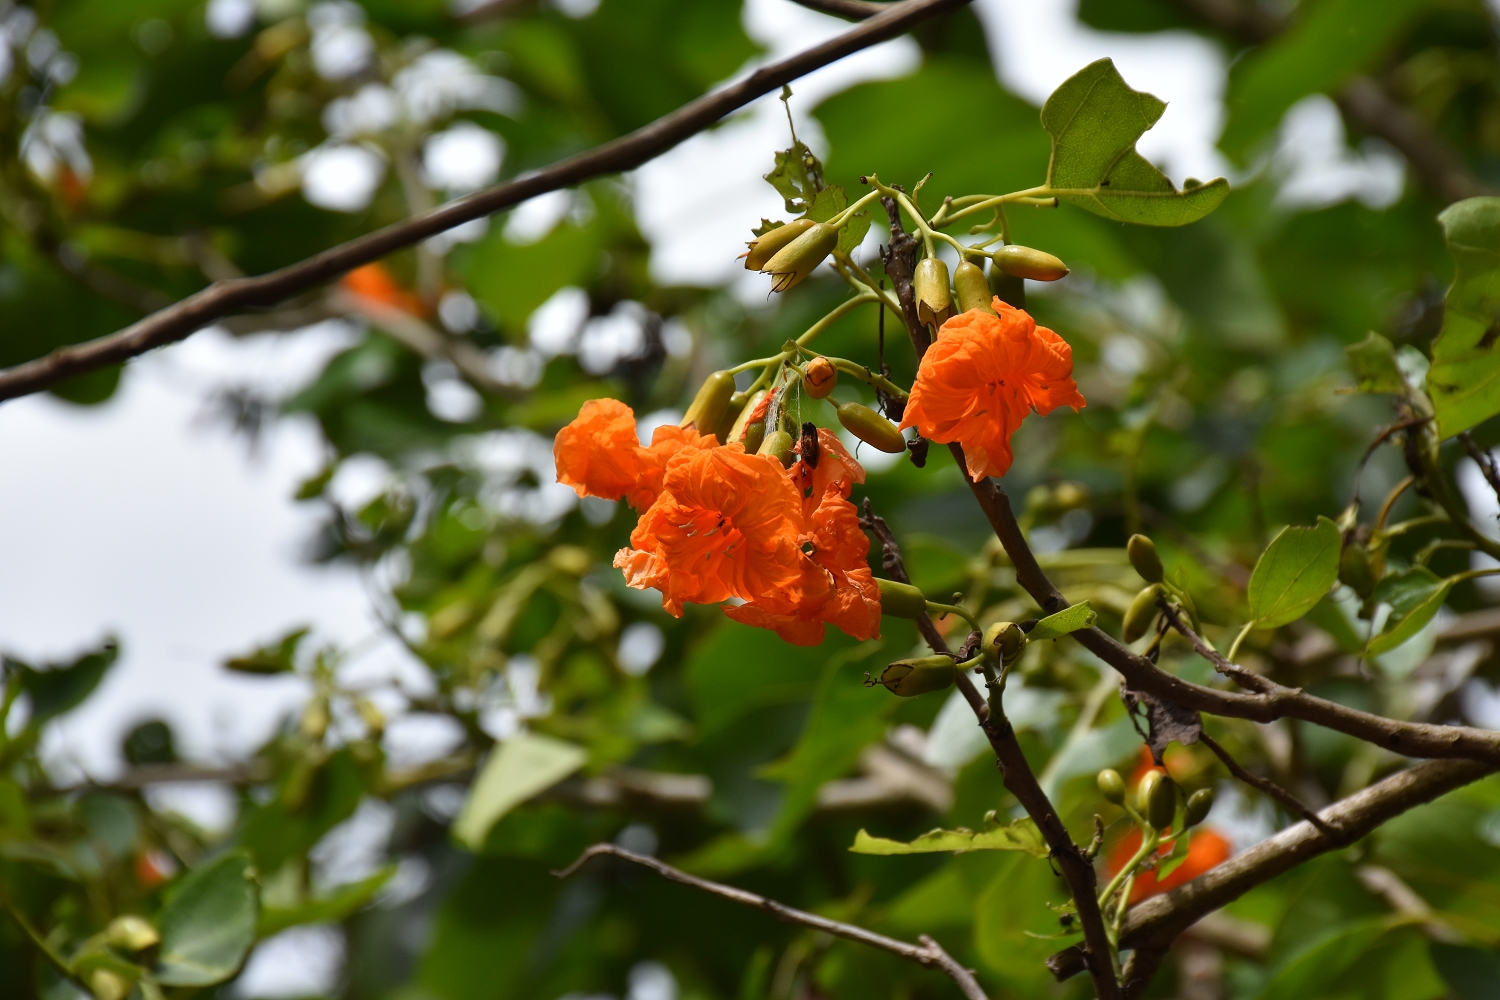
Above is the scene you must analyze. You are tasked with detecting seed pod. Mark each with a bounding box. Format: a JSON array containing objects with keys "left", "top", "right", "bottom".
[
  {"left": 1097, "top": 768, "right": 1126, "bottom": 805},
  {"left": 982, "top": 621, "right": 1026, "bottom": 664},
  {"left": 1184, "top": 788, "right": 1214, "bottom": 828},
  {"left": 714, "top": 390, "right": 751, "bottom": 444},
  {"left": 837, "top": 401, "right": 906, "bottom": 454},
  {"left": 681, "top": 370, "right": 736, "bottom": 432},
  {"left": 877, "top": 578, "right": 929, "bottom": 619},
  {"left": 877, "top": 655, "right": 957, "bottom": 696},
  {"left": 992, "top": 244, "right": 1069, "bottom": 281},
  {"left": 105, "top": 915, "right": 160, "bottom": 952},
  {"left": 953, "top": 259, "right": 996, "bottom": 315},
  {"left": 743, "top": 218, "right": 816, "bottom": 270},
  {"left": 762, "top": 222, "right": 839, "bottom": 292},
  {"left": 1123, "top": 584, "right": 1164, "bottom": 643},
  {"left": 1138, "top": 770, "right": 1177, "bottom": 830},
  {"left": 1127, "top": 534, "right": 1164, "bottom": 584},
  {"left": 804, "top": 357, "right": 838, "bottom": 399},
  {"left": 758, "top": 429, "right": 795, "bottom": 467},
  {"left": 1339, "top": 539, "right": 1376, "bottom": 598},
  {"left": 914, "top": 257, "right": 953, "bottom": 327}
]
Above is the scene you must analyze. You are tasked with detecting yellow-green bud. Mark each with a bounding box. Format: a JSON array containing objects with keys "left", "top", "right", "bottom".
[
  {"left": 1138, "top": 769, "right": 1177, "bottom": 830},
  {"left": 90, "top": 970, "right": 130, "bottom": 1000},
  {"left": 762, "top": 221, "right": 839, "bottom": 292},
  {"left": 105, "top": 915, "right": 160, "bottom": 953},
  {"left": 681, "top": 370, "right": 736, "bottom": 433},
  {"left": 1123, "top": 583, "right": 1163, "bottom": 643},
  {"left": 1184, "top": 788, "right": 1214, "bottom": 828},
  {"left": 981, "top": 621, "right": 1026, "bottom": 664},
  {"left": 953, "top": 260, "right": 995, "bottom": 315},
  {"left": 914, "top": 257, "right": 953, "bottom": 327},
  {"left": 836, "top": 401, "right": 906, "bottom": 454},
  {"left": 1339, "top": 540, "right": 1376, "bottom": 598},
  {"left": 714, "top": 390, "right": 751, "bottom": 443},
  {"left": 803, "top": 357, "right": 838, "bottom": 399},
  {"left": 742, "top": 421, "right": 766, "bottom": 456},
  {"left": 758, "top": 429, "right": 795, "bottom": 467},
  {"left": 300, "top": 697, "right": 329, "bottom": 742},
  {"left": 992, "top": 244, "right": 1069, "bottom": 281},
  {"left": 727, "top": 389, "right": 767, "bottom": 443},
  {"left": 742, "top": 218, "right": 816, "bottom": 271},
  {"left": 877, "top": 655, "right": 957, "bottom": 696},
  {"left": 1127, "top": 534, "right": 1164, "bottom": 584},
  {"left": 877, "top": 578, "right": 929, "bottom": 619},
  {"left": 1097, "top": 768, "right": 1126, "bottom": 805}
]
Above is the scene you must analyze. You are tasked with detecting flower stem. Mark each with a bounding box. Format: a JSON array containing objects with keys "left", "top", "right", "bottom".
[{"left": 1225, "top": 620, "right": 1255, "bottom": 663}]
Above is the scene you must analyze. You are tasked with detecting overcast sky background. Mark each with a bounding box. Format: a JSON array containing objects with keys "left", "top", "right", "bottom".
[{"left": 0, "top": 0, "right": 1423, "bottom": 783}]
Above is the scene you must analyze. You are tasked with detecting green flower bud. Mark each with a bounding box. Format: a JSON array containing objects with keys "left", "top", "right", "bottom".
[
  {"left": 1339, "top": 539, "right": 1376, "bottom": 598},
  {"left": 758, "top": 429, "right": 795, "bottom": 467},
  {"left": 90, "top": 970, "right": 130, "bottom": 1000},
  {"left": 836, "top": 401, "right": 906, "bottom": 454},
  {"left": 1138, "top": 769, "right": 1177, "bottom": 831},
  {"left": 742, "top": 421, "right": 766, "bottom": 456},
  {"left": 762, "top": 221, "right": 839, "bottom": 292},
  {"left": 714, "top": 390, "right": 751, "bottom": 443},
  {"left": 742, "top": 218, "right": 816, "bottom": 271},
  {"left": 1123, "top": 583, "right": 1164, "bottom": 643},
  {"left": 877, "top": 578, "right": 929, "bottom": 619},
  {"left": 105, "top": 915, "right": 160, "bottom": 953},
  {"left": 877, "top": 655, "right": 957, "bottom": 696},
  {"left": 804, "top": 357, "right": 838, "bottom": 399},
  {"left": 914, "top": 257, "right": 953, "bottom": 327},
  {"left": 953, "top": 259, "right": 995, "bottom": 315},
  {"left": 1127, "top": 534, "right": 1164, "bottom": 584},
  {"left": 681, "top": 371, "right": 737, "bottom": 433},
  {"left": 1097, "top": 768, "right": 1126, "bottom": 804},
  {"left": 982, "top": 621, "right": 1026, "bottom": 664},
  {"left": 727, "top": 389, "right": 767, "bottom": 443},
  {"left": 1184, "top": 788, "right": 1214, "bottom": 828},
  {"left": 992, "top": 244, "right": 1069, "bottom": 281}
]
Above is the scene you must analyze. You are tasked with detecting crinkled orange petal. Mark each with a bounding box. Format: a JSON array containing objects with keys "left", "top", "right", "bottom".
[
  {"left": 789, "top": 428, "right": 865, "bottom": 518},
  {"left": 724, "top": 601, "right": 829, "bottom": 646},
  {"left": 555, "top": 398, "right": 654, "bottom": 508}
]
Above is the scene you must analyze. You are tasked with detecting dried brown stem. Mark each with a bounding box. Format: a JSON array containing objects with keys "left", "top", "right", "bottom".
[
  {"left": 1198, "top": 730, "right": 1331, "bottom": 833},
  {"left": 1460, "top": 431, "right": 1500, "bottom": 507},
  {"left": 859, "top": 497, "right": 950, "bottom": 653},
  {"left": 555, "top": 844, "right": 990, "bottom": 1000}
]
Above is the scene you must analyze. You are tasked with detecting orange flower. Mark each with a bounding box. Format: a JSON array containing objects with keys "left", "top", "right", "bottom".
[
  {"left": 1107, "top": 826, "right": 1232, "bottom": 904},
  {"left": 341, "top": 263, "right": 426, "bottom": 315},
  {"left": 614, "top": 448, "right": 815, "bottom": 617},
  {"left": 900, "top": 300, "right": 1085, "bottom": 481},
  {"left": 788, "top": 428, "right": 865, "bottom": 517},
  {"left": 555, "top": 399, "right": 717, "bottom": 510}
]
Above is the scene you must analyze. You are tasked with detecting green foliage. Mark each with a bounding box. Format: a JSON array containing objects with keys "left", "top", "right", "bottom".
[
  {"left": 849, "top": 817, "right": 1047, "bottom": 857},
  {"left": 1027, "top": 601, "right": 1096, "bottom": 642},
  {"left": 154, "top": 852, "right": 259, "bottom": 987},
  {"left": 1247, "top": 516, "right": 1341, "bottom": 629},
  {"left": 1430, "top": 197, "right": 1500, "bottom": 438},
  {"left": 1367, "top": 567, "right": 1455, "bottom": 655},
  {"left": 453, "top": 732, "right": 588, "bottom": 849}
]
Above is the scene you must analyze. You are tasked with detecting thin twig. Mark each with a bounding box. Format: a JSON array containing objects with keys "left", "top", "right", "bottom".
[
  {"left": 1156, "top": 601, "right": 1273, "bottom": 694},
  {"left": 859, "top": 497, "right": 950, "bottom": 654},
  {"left": 789, "top": 0, "right": 892, "bottom": 17},
  {"left": 1198, "top": 731, "right": 1332, "bottom": 833},
  {"left": 0, "top": 0, "right": 971, "bottom": 403},
  {"left": 0, "top": 889, "right": 91, "bottom": 990},
  {"left": 1461, "top": 431, "right": 1500, "bottom": 506},
  {"left": 556, "top": 844, "right": 990, "bottom": 1000}
]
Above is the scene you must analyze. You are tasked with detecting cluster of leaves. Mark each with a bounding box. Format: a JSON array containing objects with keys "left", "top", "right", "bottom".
[{"left": 6, "top": 2, "right": 1500, "bottom": 1000}]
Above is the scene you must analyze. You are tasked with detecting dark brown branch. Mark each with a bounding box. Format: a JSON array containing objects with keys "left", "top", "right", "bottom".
[
  {"left": 1198, "top": 730, "right": 1331, "bottom": 833},
  {"left": 0, "top": 0, "right": 970, "bottom": 403},
  {"left": 556, "top": 844, "right": 990, "bottom": 1000},
  {"left": 789, "top": 0, "right": 892, "bottom": 18},
  {"left": 859, "top": 497, "right": 950, "bottom": 653}
]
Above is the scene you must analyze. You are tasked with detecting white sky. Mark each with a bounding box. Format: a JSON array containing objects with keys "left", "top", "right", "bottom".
[{"left": 0, "top": 0, "right": 1417, "bottom": 779}]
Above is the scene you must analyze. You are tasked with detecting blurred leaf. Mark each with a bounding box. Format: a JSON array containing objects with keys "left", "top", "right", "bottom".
[
  {"left": 223, "top": 627, "right": 309, "bottom": 675},
  {"left": 850, "top": 818, "right": 1047, "bottom": 857},
  {"left": 1027, "top": 601, "right": 1095, "bottom": 642},
  {"left": 459, "top": 219, "right": 601, "bottom": 333},
  {"left": 1248, "top": 516, "right": 1341, "bottom": 628},
  {"left": 766, "top": 139, "right": 826, "bottom": 215},
  {"left": 235, "top": 749, "right": 367, "bottom": 873},
  {"left": 973, "top": 852, "right": 1071, "bottom": 992},
  {"left": 452, "top": 732, "right": 587, "bottom": 851},
  {"left": 1252, "top": 917, "right": 1390, "bottom": 1000},
  {"left": 10, "top": 639, "right": 118, "bottom": 725},
  {"left": 1430, "top": 942, "right": 1500, "bottom": 1000},
  {"left": 688, "top": 622, "right": 830, "bottom": 736},
  {"left": 1347, "top": 332, "right": 1408, "bottom": 394},
  {"left": 258, "top": 865, "right": 396, "bottom": 936},
  {"left": 1155, "top": 828, "right": 1192, "bottom": 881},
  {"left": 1431, "top": 197, "right": 1500, "bottom": 438},
  {"left": 1368, "top": 567, "right": 1455, "bottom": 656},
  {"left": 154, "top": 851, "right": 259, "bottom": 987},
  {"left": 1041, "top": 59, "right": 1228, "bottom": 226}
]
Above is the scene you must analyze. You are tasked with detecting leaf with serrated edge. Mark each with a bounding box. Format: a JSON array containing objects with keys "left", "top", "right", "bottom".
[
  {"left": 1027, "top": 602, "right": 1096, "bottom": 642},
  {"left": 849, "top": 819, "right": 1048, "bottom": 858},
  {"left": 1430, "top": 197, "right": 1500, "bottom": 437},
  {"left": 1041, "top": 59, "right": 1228, "bottom": 227},
  {"left": 1247, "top": 516, "right": 1341, "bottom": 629}
]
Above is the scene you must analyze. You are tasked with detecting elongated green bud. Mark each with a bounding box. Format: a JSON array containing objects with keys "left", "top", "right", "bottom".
[
  {"left": 728, "top": 389, "right": 767, "bottom": 443},
  {"left": 1339, "top": 540, "right": 1376, "bottom": 598},
  {"left": 682, "top": 371, "right": 736, "bottom": 433},
  {"left": 981, "top": 621, "right": 1025, "bottom": 664},
  {"left": 877, "top": 578, "right": 929, "bottom": 619},
  {"left": 1127, "top": 534, "right": 1164, "bottom": 584},
  {"left": 837, "top": 401, "right": 906, "bottom": 454},
  {"left": 953, "top": 259, "right": 995, "bottom": 315},
  {"left": 90, "top": 971, "right": 130, "bottom": 1000},
  {"left": 1184, "top": 788, "right": 1214, "bottom": 828},
  {"left": 1123, "top": 583, "right": 1163, "bottom": 643},
  {"left": 804, "top": 357, "right": 838, "bottom": 399},
  {"left": 105, "top": 915, "right": 160, "bottom": 952},
  {"left": 743, "top": 218, "right": 816, "bottom": 271},
  {"left": 714, "top": 390, "right": 751, "bottom": 444},
  {"left": 742, "top": 421, "right": 766, "bottom": 456},
  {"left": 758, "top": 429, "right": 795, "bottom": 467},
  {"left": 1097, "top": 768, "right": 1125, "bottom": 805},
  {"left": 914, "top": 257, "right": 953, "bottom": 327},
  {"left": 1138, "top": 770, "right": 1177, "bottom": 830},
  {"left": 992, "top": 244, "right": 1069, "bottom": 281},
  {"left": 762, "top": 222, "right": 838, "bottom": 292},
  {"left": 877, "top": 655, "right": 957, "bottom": 696}
]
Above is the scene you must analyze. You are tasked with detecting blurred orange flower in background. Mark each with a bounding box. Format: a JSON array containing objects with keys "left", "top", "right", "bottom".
[
  {"left": 340, "top": 262, "right": 427, "bottom": 316},
  {"left": 1107, "top": 825, "right": 1232, "bottom": 904}
]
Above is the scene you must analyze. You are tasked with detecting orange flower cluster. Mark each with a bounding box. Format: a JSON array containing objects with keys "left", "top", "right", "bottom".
[
  {"left": 554, "top": 399, "right": 880, "bottom": 645},
  {"left": 901, "top": 299, "right": 1086, "bottom": 481},
  {"left": 1107, "top": 825, "right": 1232, "bottom": 904}
]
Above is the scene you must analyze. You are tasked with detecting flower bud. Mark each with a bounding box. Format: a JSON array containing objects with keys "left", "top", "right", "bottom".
[
  {"left": 728, "top": 389, "right": 768, "bottom": 442},
  {"left": 1123, "top": 583, "right": 1163, "bottom": 643},
  {"left": 877, "top": 655, "right": 957, "bottom": 696},
  {"left": 837, "top": 401, "right": 906, "bottom": 454},
  {"left": 714, "top": 390, "right": 751, "bottom": 443},
  {"left": 953, "top": 260, "right": 995, "bottom": 315},
  {"left": 300, "top": 697, "right": 329, "bottom": 742},
  {"left": 804, "top": 357, "right": 838, "bottom": 399},
  {"left": 1339, "top": 539, "right": 1376, "bottom": 598},
  {"left": 1097, "top": 768, "right": 1125, "bottom": 805},
  {"left": 1138, "top": 769, "right": 1177, "bottom": 831},
  {"left": 1184, "top": 788, "right": 1214, "bottom": 828},
  {"left": 762, "top": 222, "right": 839, "bottom": 292},
  {"left": 1127, "top": 534, "right": 1164, "bottom": 584},
  {"left": 742, "top": 421, "right": 766, "bottom": 456},
  {"left": 105, "top": 915, "right": 160, "bottom": 952},
  {"left": 90, "top": 970, "right": 130, "bottom": 1000},
  {"left": 992, "top": 244, "right": 1069, "bottom": 281},
  {"left": 914, "top": 257, "right": 953, "bottom": 327},
  {"left": 681, "top": 371, "right": 736, "bottom": 433},
  {"left": 877, "top": 578, "right": 929, "bottom": 619},
  {"left": 758, "top": 429, "right": 795, "bottom": 467},
  {"left": 742, "top": 218, "right": 816, "bottom": 271},
  {"left": 982, "top": 621, "right": 1026, "bottom": 664}
]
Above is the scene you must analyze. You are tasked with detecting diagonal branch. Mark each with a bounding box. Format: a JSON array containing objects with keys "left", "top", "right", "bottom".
[
  {"left": 0, "top": 0, "right": 970, "bottom": 404},
  {"left": 556, "top": 843, "right": 990, "bottom": 1000},
  {"left": 1198, "top": 730, "right": 1331, "bottom": 834}
]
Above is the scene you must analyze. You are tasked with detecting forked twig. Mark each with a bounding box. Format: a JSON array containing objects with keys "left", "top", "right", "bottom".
[{"left": 1198, "top": 731, "right": 1332, "bottom": 834}]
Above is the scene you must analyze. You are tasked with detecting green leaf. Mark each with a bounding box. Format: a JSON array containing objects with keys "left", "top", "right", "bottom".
[
  {"left": 452, "top": 732, "right": 587, "bottom": 851},
  {"left": 223, "top": 627, "right": 309, "bottom": 675},
  {"left": 1253, "top": 918, "right": 1391, "bottom": 1000},
  {"left": 850, "top": 818, "right": 1048, "bottom": 858},
  {"left": 1041, "top": 59, "right": 1228, "bottom": 226},
  {"left": 1430, "top": 197, "right": 1500, "bottom": 438},
  {"left": 764, "top": 140, "right": 825, "bottom": 215},
  {"left": 1154, "top": 829, "right": 1191, "bottom": 882},
  {"left": 801, "top": 183, "right": 870, "bottom": 256},
  {"left": 9, "top": 640, "right": 119, "bottom": 725},
  {"left": 258, "top": 865, "right": 396, "bottom": 936},
  {"left": 1026, "top": 602, "right": 1096, "bottom": 642},
  {"left": 1247, "top": 516, "right": 1341, "bottom": 628},
  {"left": 1346, "top": 332, "right": 1407, "bottom": 394},
  {"left": 154, "top": 851, "right": 259, "bottom": 987},
  {"left": 1367, "top": 567, "right": 1454, "bottom": 656}
]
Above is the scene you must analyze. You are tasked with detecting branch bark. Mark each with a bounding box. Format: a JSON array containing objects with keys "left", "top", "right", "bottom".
[
  {"left": 0, "top": 0, "right": 970, "bottom": 404},
  {"left": 556, "top": 843, "right": 990, "bottom": 1000}
]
